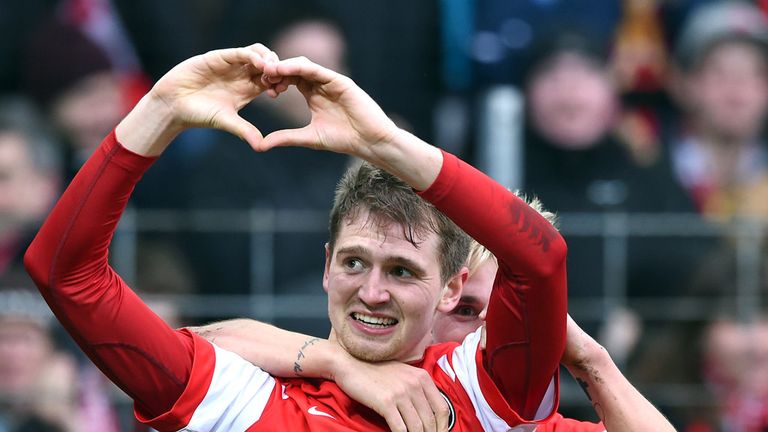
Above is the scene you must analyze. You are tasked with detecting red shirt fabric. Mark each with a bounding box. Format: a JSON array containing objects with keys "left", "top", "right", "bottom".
[
  {"left": 537, "top": 413, "right": 606, "bottom": 432},
  {"left": 24, "top": 132, "right": 568, "bottom": 431}
]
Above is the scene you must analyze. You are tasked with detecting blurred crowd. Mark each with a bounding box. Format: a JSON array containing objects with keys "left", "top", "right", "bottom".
[{"left": 0, "top": 0, "right": 767, "bottom": 431}]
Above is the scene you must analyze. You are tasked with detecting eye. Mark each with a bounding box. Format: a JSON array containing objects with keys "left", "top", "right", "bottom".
[
  {"left": 390, "top": 266, "right": 414, "bottom": 278},
  {"left": 343, "top": 258, "right": 365, "bottom": 272},
  {"left": 452, "top": 304, "right": 481, "bottom": 319}
]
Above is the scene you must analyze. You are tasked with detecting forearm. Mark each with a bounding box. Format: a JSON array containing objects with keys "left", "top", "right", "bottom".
[
  {"left": 367, "top": 128, "right": 444, "bottom": 191},
  {"left": 115, "top": 92, "right": 184, "bottom": 157},
  {"left": 191, "top": 319, "right": 347, "bottom": 380},
  {"left": 566, "top": 345, "right": 675, "bottom": 432}
]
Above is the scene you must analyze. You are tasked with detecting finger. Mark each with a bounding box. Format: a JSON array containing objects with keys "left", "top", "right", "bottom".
[
  {"left": 266, "top": 74, "right": 284, "bottom": 84},
  {"left": 246, "top": 43, "right": 274, "bottom": 60},
  {"left": 264, "top": 56, "right": 340, "bottom": 85},
  {"left": 261, "top": 73, "right": 293, "bottom": 93},
  {"left": 260, "top": 126, "right": 317, "bottom": 151},
  {"left": 397, "top": 401, "right": 424, "bottom": 432},
  {"left": 412, "top": 390, "right": 438, "bottom": 432},
  {"left": 272, "top": 76, "right": 302, "bottom": 95},
  {"left": 214, "top": 47, "right": 266, "bottom": 72},
  {"left": 245, "top": 71, "right": 277, "bottom": 98},
  {"left": 215, "top": 112, "right": 263, "bottom": 150},
  {"left": 423, "top": 385, "right": 449, "bottom": 432},
  {"left": 379, "top": 405, "right": 407, "bottom": 432}
]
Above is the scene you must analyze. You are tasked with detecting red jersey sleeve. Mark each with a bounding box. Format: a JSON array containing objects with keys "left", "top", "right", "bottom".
[
  {"left": 419, "top": 151, "right": 567, "bottom": 420},
  {"left": 24, "top": 132, "right": 196, "bottom": 418}
]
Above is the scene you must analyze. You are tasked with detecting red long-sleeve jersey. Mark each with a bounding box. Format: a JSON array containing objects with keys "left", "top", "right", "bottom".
[{"left": 25, "top": 132, "right": 567, "bottom": 431}]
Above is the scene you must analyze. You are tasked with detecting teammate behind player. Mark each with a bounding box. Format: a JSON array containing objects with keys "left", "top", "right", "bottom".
[{"left": 440, "top": 242, "right": 677, "bottom": 432}]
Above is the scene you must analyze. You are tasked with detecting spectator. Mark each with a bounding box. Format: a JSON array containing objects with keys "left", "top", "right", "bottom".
[
  {"left": 521, "top": 29, "right": 703, "bottom": 305},
  {"left": 0, "top": 271, "right": 75, "bottom": 432},
  {"left": 667, "top": 0, "right": 768, "bottom": 221},
  {"left": 523, "top": 29, "right": 688, "bottom": 213},
  {"left": 0, "top": 269, "right": 125, "bottom": 432},
  {"left": 699, "top": 314, "right": 768, "bottom": 431},
  {"left": 0, "top": 98, "right": 61, "bottom": 277},
  {"left": 22, "top": 16, "right": 130, "bottom": 181}
]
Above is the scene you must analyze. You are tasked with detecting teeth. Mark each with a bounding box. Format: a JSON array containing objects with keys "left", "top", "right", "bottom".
[{"left": 352, "top": 313, "right": 397, "bottom": 327}]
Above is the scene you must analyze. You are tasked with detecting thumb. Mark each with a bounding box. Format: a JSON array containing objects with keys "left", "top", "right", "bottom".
[
  {"left": 216, "top": 113, "right": 264, "bottom": 150},
  {"left": 260, "top": 126, "right": 319, "bottom": 151}
]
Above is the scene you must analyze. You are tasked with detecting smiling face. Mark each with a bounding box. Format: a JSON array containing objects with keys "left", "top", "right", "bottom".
[{"left": 324, "top": 210, "right": 462, "bottom": 362}]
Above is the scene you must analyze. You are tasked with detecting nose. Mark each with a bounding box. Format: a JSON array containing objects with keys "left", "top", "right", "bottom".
[{"left": 357, "top": 268, "right": 391, "bottom": 306}]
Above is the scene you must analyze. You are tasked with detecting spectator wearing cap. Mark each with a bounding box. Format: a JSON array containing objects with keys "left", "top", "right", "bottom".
[
  {"left": 21, "top": 16, "right": 130, "bottom": 181},
  {"left": 667, "top": 0, "right": 768, "bottom": 220}
]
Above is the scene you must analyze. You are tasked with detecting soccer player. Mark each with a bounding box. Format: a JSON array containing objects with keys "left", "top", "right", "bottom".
[
  {"left": 197, "top": 242, "right": 676, "bottom": 432},
  {"left": 443, "top": 243, "right": 676, "bottom": 432},
  {"left": 24, "top": 44, "right": 566, "bottom": 431}
]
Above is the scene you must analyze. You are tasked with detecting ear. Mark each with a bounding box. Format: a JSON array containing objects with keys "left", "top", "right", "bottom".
[
  {"left": 437, "top": 266, "right": 468, "bottom": 313},
  {"left": 322, "top": 242, "right": 332, "bottom": 294}
]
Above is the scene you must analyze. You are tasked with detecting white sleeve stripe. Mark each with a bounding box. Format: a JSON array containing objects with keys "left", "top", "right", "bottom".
[
  {"left": 437, "top": 354, "right": 456, "bottom": 381},
  {"left": 181, "top": 344, "right": 276, "bottom": 432},
  {"left": 452, "top": 328, "right": 520, "bottom": 431},
  {"left": 452, "top": 328, "right": 553, "bottom": 432},
  {"left": 533, "top": 378, "right": 556, "bottom": 421}
]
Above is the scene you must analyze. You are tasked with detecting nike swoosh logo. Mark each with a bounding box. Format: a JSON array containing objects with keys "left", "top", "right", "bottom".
[{"left": 307, "top": 405, "right": 336, "bottom": 420}]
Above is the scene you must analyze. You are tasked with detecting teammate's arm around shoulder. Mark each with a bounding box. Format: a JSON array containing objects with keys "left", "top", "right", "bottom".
[
  {"left": 562, "top": 316, "right": 676, "bottom": 432},
  {"left": 191, "top": 319, "right": 451, "bottom": 432}
]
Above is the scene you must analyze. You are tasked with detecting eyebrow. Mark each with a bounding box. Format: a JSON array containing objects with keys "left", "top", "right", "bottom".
[
  {"left": 458, "top": 295, "right": 485, "bottom": 305},
  {"left": 335, "top": 245, "right": 369, "bottom": 258},
  {"left": 335, "top": 246, "right": 428, "bottom": 276}
]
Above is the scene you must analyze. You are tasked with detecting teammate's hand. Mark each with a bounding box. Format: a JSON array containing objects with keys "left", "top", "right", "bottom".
[
  {"left": 256, "top": 56, "right": 400, "bottom": 161},
  {"left": 332, "top": 356, "right": 450, "bottom": 432},
  {"left": 149, "top": 43, "right": 280, "bottom": 148}
]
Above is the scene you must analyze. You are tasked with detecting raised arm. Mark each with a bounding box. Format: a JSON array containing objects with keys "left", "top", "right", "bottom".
[
  {"left": 24, "top": 44, "right": 278, "bottom": 420},
  {"left": 257, "top": 57, "right": 567, "bottom": 420},
  {"left": 414, "top": 151, "right": 566, "bottom": 421}
]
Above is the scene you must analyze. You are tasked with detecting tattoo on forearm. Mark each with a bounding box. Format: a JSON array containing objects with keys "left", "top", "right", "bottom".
[
  {"left": 197, "top": 326, "right": 224, "bottom": 345},
  {"left": 293, "top": 337, "right": 320, "bottom": 376},
  {"left": 576, "top": 372, "right": 606, "bottom": 422}
]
